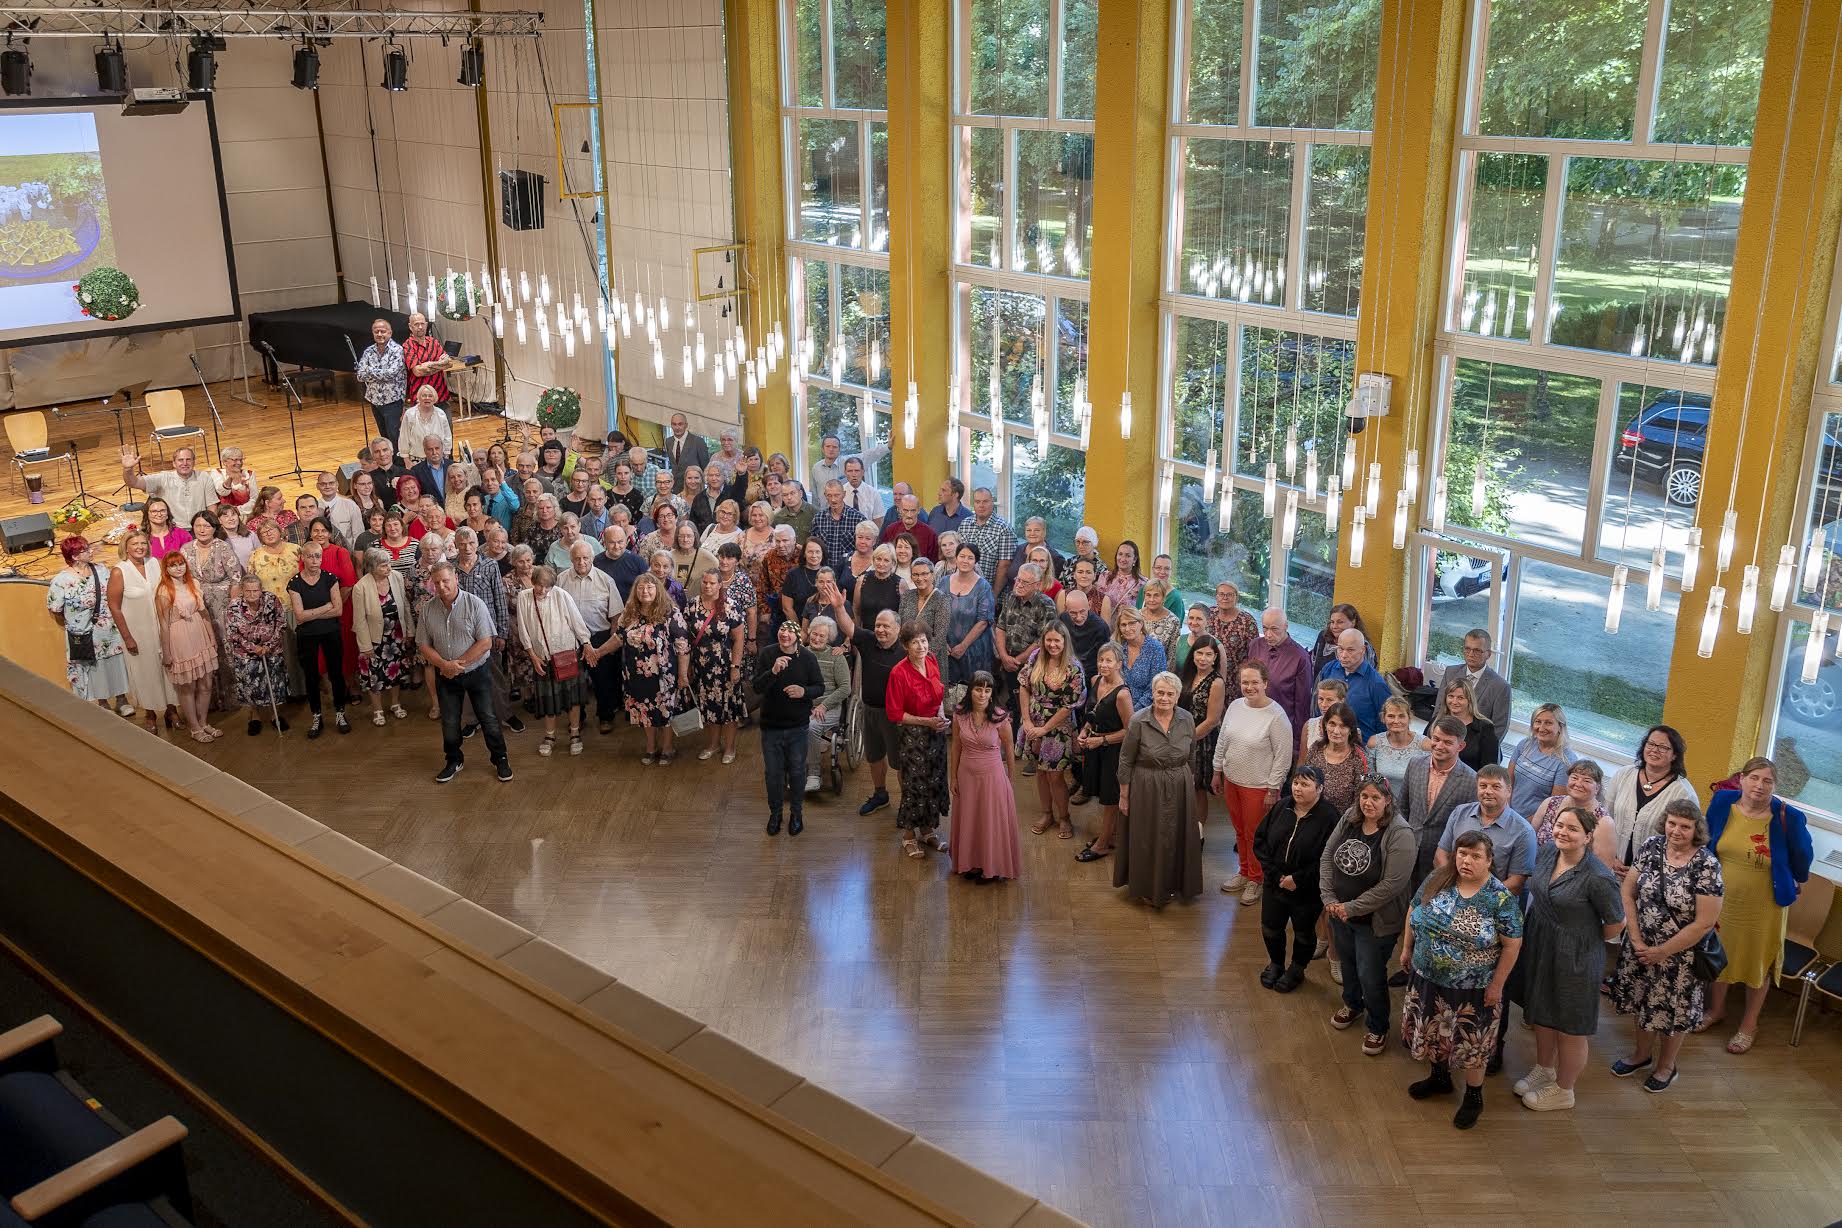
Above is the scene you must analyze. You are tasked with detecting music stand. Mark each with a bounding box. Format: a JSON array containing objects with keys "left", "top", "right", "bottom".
[
  {"left": 260, "top": 341, "right": 310, "bottom": 482},
  {"left": 48, "top": 410, "right": 112, "bottom": 512},
  {"left": 106, "top": 397, "right": 144, "bottom": 512}
]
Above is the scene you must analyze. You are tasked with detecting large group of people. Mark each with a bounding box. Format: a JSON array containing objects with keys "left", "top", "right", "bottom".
[{"left": 44, "top": 403, "right": 1823, "bottom": 1130}]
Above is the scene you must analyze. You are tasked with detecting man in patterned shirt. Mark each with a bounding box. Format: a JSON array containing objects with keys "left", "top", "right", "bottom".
[
  {"left": 355, "top": 318, "right": 407, "bottom": 448},
  {"left": 993, "top": 562, "right": 1057, "bottom": 736},
  {"left": 957, "top": 487, "right": 1017, "bottom": 593},
  {"left": 809, "top": 479, "right": 865, "bottom": 573}
]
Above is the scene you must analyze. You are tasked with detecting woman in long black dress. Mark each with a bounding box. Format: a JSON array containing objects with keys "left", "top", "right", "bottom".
[
  {"left": 1178, "top": 634, "right": 1224, "bottom": 837},
  {"left": 1075, "top": 642, "right": 1135, "bottom": 864}
]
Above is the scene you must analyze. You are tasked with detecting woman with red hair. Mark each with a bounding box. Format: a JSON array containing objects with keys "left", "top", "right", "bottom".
[{"left": 155, "top": 550, "right": 221, "bottom": 742}]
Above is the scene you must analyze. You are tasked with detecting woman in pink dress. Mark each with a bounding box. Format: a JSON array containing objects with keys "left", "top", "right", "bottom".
[
  {"left": 155, "top": 550, "right": 222, "bottom": 742},
  {"left": 948, "top": 669, "right": 1022, "bottom": 883}
]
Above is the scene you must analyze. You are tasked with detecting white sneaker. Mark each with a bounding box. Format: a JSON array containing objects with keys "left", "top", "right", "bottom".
[
  {"left": 1219, "top": 874, "right": 1249, "bottom": 894},
  {"left": 1513, "top": 1065, "right": 1556, "bottom": 1097},
  {"left": 1329, "top": 962, "right": 1344, "bottom": 985},
  {"left": 1521, "top": 1083, "right": 1575, "bottom": 1112},
  {"left": 805, "top": 775, "right": 821, "bottom": 794},
  {"left": 1240, "top": 881, "right": 1263, "bottom": 906}
]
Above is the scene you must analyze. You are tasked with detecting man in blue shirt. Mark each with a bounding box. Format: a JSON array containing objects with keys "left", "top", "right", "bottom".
[
  {"left": 593, "top": 525, "right": 650, "bottom": 601},
  {"left": 1318, "top": 628, "right": 1392, "bottom": 742},
  {"left": 479, "top": 466, "right": 521, "bottom": 531},
  {"left": 1435, "top": 765, "right": 1536, "bottom": 893},
  {"left": 928, "top": 476, "right": 973, "bottom": 536}
]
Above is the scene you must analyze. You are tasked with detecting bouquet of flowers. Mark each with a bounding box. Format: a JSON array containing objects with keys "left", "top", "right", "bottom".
[
  {"left": 535, "top": 386, "right": 582, "bottom": 431},
  {"left": 53, "top": 501, "right": 96, "bottom": 533},
  {"left": 74, "top": 267, "right": 140, "bottom": 322}
]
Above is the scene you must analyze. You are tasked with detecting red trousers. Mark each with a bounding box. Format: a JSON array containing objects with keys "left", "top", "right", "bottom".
[{"left": 1224, "top": 783, "right": 1270, "bottom": 882}]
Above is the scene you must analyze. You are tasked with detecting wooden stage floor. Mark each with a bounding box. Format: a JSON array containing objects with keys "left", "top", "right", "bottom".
[{"left": 8, "top": 389, "right": 1842, "bottom": 1226}]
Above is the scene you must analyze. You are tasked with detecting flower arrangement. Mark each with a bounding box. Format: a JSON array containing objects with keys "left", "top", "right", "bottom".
[
  {"left": 535, "top": 386, "right": 582, "bottom": 431},
  {"left": 74, "top": 267, "right": 139, "bottom": 322},
  {"left": 52, "top": 500, "right": 96, "bottom": 533},
  {"left": 437, "top": 272, "right": 478, "bottom": 322}
]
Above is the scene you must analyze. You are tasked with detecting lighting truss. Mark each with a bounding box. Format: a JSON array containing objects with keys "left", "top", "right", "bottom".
[{"left": 0, "top": 4, "right": 543, "bottom": 39}]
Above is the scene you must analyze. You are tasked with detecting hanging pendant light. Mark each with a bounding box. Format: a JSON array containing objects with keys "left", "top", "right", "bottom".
[
  {"left": 1159, "top": 463, "right": 1175, "bottom": 513},
  {"left": 1769, "top": 544, "right": 1796, "bottom": 612},
  {"left": 649, "top": 342, "right": 662, "bottom": 378},
  {"left": 1349, "top": 507, "right": 1367, "bottom": 568},
  {"left": 869, "top": 337, "right": 882, "bottom": 384},
  {"left": 492, "top": 303, "right": 505, "bottom": 339},
  {"left": 745, "top": 364, "right": 759, "bottom": 405},
  {"left": 1697, "top": 586, "right": 1725, "bottom": 658},
  {"left": 680, "top": 344, "right": 693, "bottom": 388},
  {"left": 1681, "top": 527, "right": 1703, "bottom": 592},
  {"left": 1305, "top": 450, "right": 1320, "bottom": 503},
  {"left": 1364, "top": 462, "right": 1382, "bottom": 518},
  {"left": 903, "top": 382, "right": 919, "bottom": 449},
  {"left": 406, "top": 275, "right": 419, "bottom": 315},
  {"left": 1283, "top": 422, "right": 1298, "bottom": 479},
  {"left": 514, "top": 307, "right": 527, "bottom": 346},
  {"left": 1403, "top": 449, "right": 1421, "bottom": 504},
  {"left": 1605, "top": 566, "right": 1629, "bottom": 633},
  {"left": 1203, "top": 447, "right": 1218, "bottom": 502},
  {"left": 538, "top": 314, "right": 552, "bottom": 353},
  {"left": 859, "top": 393, "right": 874, "bottom": 443},
  {"left": 1803, "top": 612, "right": 1831, "bottom": 684},
  {"left": 1120, "top": 392, "right": 1133, "bottom": 440},
  {"left": 389, "top": 279, "right": 401, "bottom": 313},
  {"left": 1077, "top": 397, "right": 1092, "bottom": 451},
  {"left": 1341, "top": 436, "right": 1356, "bottom": 489},
  {"left": 1470, "top": 458, "right": 1488, "bottom": 518},
  {"left": 1802, "top": 535, "right": 1825, "bottom": 593},
  {"left": 1325, "top": 475, "right": 1341, "bottom": 524},
  {"left": 727, "top": 342, "right": 740, "bottom": 380},
  {"left": 537, "top": 273, "right": 551, "bottom": 306},
  {"left": 1646, "top": 542, "right": 1667, "bottom": 610},
  {"left": 605, "top": 322, "right": 616, "bottom": 353},
  {"left": 563, "top": 323, "right": 576, "bottom": 358},
  {"left": 987, "top": 367, "right": 1001, "bottom": 419},
  {"left": 1716, "top": 508, "right": 1738, "bottom": 573},
  {"left": 713, "top": 361, "right": 725, "bottom": 395},
  {"left": 580, "top": 314, "right": 591, "bottom": 346},
  {"left": 1262, "top": 463, "right": 1277, "bottom": 517},
  {"left": 1736, "top": 565, "right": 1760, "bottom": 634},
  {"left": 1218, "top": 486, "right": 1234, "bottom": 532},
  {"left": 655, "top": 296, "right": 668, "bottom": 330},
  {"left": 1392, "top": 490, "right": 1409, "bottom": 551},
  {"left": 992, "top": 429, "right": 1007, "bottom": 487},
  {"left": 1430, "top": 475, "right": 1448, "bottom": 535},
  {"left": 1283, "top": 490, "right": 1300, "bottom": 549},
  {"left": 368, "top": 276, "right": 381, "bottom": 308},
  {"left": 694, "top": 330, "right": 706, "bottom": 370}
]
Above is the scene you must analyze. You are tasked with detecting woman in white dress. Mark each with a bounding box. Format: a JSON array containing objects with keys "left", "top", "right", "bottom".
[{"left": 105, "top": 529, "right": 177, "bottom": 732}]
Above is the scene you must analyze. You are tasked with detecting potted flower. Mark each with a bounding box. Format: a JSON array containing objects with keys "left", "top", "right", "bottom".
[
  {"left": 73, "top": 267, "right": 140, "bottom": 322},
  {"left": 437, "top": 272, "right": 478, "bottom": 322},
  {"left": 535, "top": 386, "right": 582, "bottom": 431}
]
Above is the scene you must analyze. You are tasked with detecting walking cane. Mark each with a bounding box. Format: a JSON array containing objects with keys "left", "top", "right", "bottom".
[{"left": 261, "top": 650, "right": 285, "bottom": 734}]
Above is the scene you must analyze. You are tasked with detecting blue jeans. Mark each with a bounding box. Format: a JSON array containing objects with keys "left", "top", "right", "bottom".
[
  {"left": 438, "top": 664, "right": 507, "bottom": 768},
  {"left": 1332, "top": 916, "right": 1394, "bottom": 1036},
  {"left": 761, "top": 725, "right": 807, "bottom": 820}
]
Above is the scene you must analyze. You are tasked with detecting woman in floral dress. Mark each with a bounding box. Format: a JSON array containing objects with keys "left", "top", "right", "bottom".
[
  {"left": 352, "top": 548, "right": 414, "bottom": 724},
  {"left": 501, "top": 544, "right": 538, "bottom": 704},
  {"left": 1019, "top": 623, "right": 1085, "bottom": 840},
  {"left": 182, "top": 509, "right": 242, "bottom": 711},
  {"left": 1100, "top": 540, "right": 1145, "bottom": 622},
  {"left": 1207, "top": 582, "right": 1259, "bottom": 677},
  {"left": 45, "top": 536, "right": 130, "bottom": 707},
  {"left": 614, "top": 573, "right": 692, "bottom": 764},
  {"left": 714, "top": 541, "right": 758, "bottom": 685},
  {"left": 687, "top": 568, "right": 747, "bottom": 762},
  {"left": 226, "top": 574, "right": 289, "bottom": 734}
]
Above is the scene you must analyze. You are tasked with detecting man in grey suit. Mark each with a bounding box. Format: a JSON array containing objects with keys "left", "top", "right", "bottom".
[
  {"left": 1432, "top": 628, "right": 1510, "bottom": 742},
  {"left": 1399, "top": 717, "right": 1480, "bottom": 893},
  {"left": 662, "top": 411, "right": 711, "bottom": 485}
]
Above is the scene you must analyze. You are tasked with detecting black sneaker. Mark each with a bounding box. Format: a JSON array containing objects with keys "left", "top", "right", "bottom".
[
  {"left": 461, "top": 722, "right": 479, "bottom": 740},
  {"left": 788, "top": 814, "right": 803, "bottom": 836},
  {"left": 494, "top": 760, "right": 514, "bottom": 782},
  {"left": 505, "top": 715, "right": 527, "bottom": 734},
  {"left": 766, "top": 814, "right": 782, "bottom": 836},
  {"left": 1259, "top": 963, "right": 1283, "bottom": 989},
  {"left": 334, "top": 712, "right": 351, "bottom": 734},
  {"left": 307, "top": 715, "right": 324, "bottom": 740},
  {"left": 1274, "top": 965, "right": 1306, "bottom": 993},
  {"left": 435, "top": 762, "right": 463, "bottom": 783},
  {"left": 858, "top": 790, "right": 890, "bottom": 816}
]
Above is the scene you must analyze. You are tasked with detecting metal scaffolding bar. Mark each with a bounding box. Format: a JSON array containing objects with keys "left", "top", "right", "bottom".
[{"left": 0, "top": 6, "right": 542, "bottom": 39}]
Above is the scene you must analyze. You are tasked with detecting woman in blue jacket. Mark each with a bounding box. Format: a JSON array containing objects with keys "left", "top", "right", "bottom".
[{"left": 1700, "top": 757, "right": 1814, "bottom": 1054}]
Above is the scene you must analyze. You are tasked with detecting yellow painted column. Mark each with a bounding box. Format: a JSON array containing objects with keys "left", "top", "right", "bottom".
[
  {"left": 1084, "top": 0, "right": 1169, "bottom": 552},
  {"left": 725, "top": 0, "right": 795, "bottom": 460},
  {"left": 1661, "top": 0, "right": 1842, "bottom": 771},
  {"left": 1331, "top": 0, "right": 1468, "bottom": 670},
  {"left": 887, "top": 0, "right": 952, "bottom": 497}
]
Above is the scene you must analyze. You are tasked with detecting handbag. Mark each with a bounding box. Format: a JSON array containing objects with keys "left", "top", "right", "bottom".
[
  {"left": 1689, "top": 928, "right": 1728, "bottom": 982},
  {"left": 535, "top": 597, "right": 582, "bottom": 682},
  {"left": 66, "top": 565, "right": 100, "bottom": 663},
  {"left": 670, "top": 705, "right": 705, "bottom": 738}
]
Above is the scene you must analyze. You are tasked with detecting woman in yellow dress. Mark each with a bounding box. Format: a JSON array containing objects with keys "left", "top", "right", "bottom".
[{"left": 1699, "top": 756, "right": 1814, "bottom": 1054}]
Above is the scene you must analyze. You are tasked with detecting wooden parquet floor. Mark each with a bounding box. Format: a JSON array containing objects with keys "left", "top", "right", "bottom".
[{"left": 10, "top": 390, "right": 1842, "bottom": 1226}]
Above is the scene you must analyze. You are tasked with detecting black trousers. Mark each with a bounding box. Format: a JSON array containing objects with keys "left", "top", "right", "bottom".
[
  {"left": 1260, "top": 883, "right": 1324, "bottom": 969},
  {"left": 295, "top": 633, "right": 348, "bottom": 715},
  {"left": 586, "top": 627, "right": 621, "bottom": 720},
  {"left": 439, "top": 665, "right": 507, "bottom": 767}
]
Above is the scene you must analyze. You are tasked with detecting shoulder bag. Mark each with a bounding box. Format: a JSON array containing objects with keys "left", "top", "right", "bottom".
[
  {"left": 1689, "top": 927, "right": 1728, "bottom": 982},
  {"left": 66, "top": 566, "right": 100, "bottom": 663},
  {"left": 536, "top": 596, "right": 581, "bottom": 682}
]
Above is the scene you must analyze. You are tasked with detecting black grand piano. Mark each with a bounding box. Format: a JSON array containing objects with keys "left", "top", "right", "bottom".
[{"left": 246, "top": 302, "right": 411, "bottom": 382}]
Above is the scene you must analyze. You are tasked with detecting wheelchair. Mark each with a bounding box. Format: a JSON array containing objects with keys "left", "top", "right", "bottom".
[{"left": 816, "top": 693, "right": 863, "bottom": 795}]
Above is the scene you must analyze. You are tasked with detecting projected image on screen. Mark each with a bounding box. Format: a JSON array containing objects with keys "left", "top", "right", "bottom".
[{"left": 0, "top": 112, "right": 117, "bottom": 328}]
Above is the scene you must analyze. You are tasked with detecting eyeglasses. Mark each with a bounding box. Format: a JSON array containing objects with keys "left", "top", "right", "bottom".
[{"left": 1358, "top": 772, "right": 1392, "bottom": 792}]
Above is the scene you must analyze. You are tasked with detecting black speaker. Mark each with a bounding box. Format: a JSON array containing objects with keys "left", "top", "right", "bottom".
[
  {"left": 500, "top": 169, "right": 546, "bottom": 231},
  {"left": 2, "top": 512, "right": 55, "bottom": 552}
]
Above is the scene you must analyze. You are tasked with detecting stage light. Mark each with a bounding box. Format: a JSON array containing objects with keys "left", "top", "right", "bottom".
[
  {"left": 457, "top": 42, "right": 484, "bottom": 87},
  {"left": 381, "top": 44, "right": 408, "bottom": 92},
  {"left": 187, "top": 43, "right": 216, "bottom": 93},
  {"left": 95, "top": 40, "right": 127, "bottom": 94},
  {"left": 1, "top": 47, "right": 30, "bottom": 97},
  {"left": 291, "top": 44, "right": 319, "bottom": 91}
]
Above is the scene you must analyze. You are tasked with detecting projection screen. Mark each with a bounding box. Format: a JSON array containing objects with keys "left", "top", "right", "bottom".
[{"left": 0, "top": 95, "right": 238, "bottom": 348}]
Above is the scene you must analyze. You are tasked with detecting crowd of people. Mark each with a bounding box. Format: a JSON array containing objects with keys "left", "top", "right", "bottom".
[{"left": 41, "top": 380, "right": 1822, "bottom": 1129}]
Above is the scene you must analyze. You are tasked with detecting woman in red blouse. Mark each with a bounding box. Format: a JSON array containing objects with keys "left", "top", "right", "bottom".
[{"left": 886, "top": 622, "right": 951, "bottom": 860}]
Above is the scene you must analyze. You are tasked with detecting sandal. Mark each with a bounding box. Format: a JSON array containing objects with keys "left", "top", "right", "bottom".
[
  {"left": 1030, "top": 815, "right": 1054, "bottom": 835},
  {"left": 538, "top": 735, "right": 555, "bottom": 757},
  {"left": 903, "top": 838, "right": 924, "bottom": 859},
  {"left": 427, "top": 706, "right": 441, "bottom": 720},
  {"left": 640, "top": 753, "right": 656, "bottom": 766},
  {"left": 1057, "top": 818, "right": 1074, "bottom": 839},
  {"left": 390, "top": 704, "right": 409, "bottom": 720},
  {"left": 372, "top": 711, "right": 387, "bottom": 726},
  {"left": 1075, "top": 845, "right": 1110, "bottom": 862},
  {"left": 1725, "top": 1031, "right": 1755, "bottom": 1055},
  {"left": 1693, "top": 1015, "right": 1725, "bottom": 1035},
  {"left": 923, "top": 832, "right": 949, "bottom": 853},
  {"left": 190, "top": 730, "right": 213, "bottom": 743}
]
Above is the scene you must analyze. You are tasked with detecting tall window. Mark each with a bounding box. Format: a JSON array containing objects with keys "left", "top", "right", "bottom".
[
  {"left": 1156, "top": 0, "right": 1380, "bottom": 634},
  {"left": 1427, "top": 0, "right": 1769, "bottom": 750},
  {"left": 949, "top": 0, "right": 1097, "bottom": 549},
  {"left": 782, "top": 0, "right": 894, "bottom": 496}
]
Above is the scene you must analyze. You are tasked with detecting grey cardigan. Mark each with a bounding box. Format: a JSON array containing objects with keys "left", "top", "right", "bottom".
[
  {"left": 814, "top": 650, "right": 853, "bottom": 715},
  {"left": 1319, "top": 811, "right": 1419, "bottom": 937}
]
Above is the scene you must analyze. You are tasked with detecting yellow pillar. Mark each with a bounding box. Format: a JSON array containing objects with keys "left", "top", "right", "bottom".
[
  {"left": 1084, "top": 0, "right": 1169, "bottom": 552},
  {"left": 886, "top": 0, "right": 952, "bottom": 498},
  {"left": 1661, "top": 0, "right": 1842, "bottom": 770},
  {"left": 725, "top": 0, "right": 794, "bottom": 460},
  {"left": 1330, "top": 0, "right": 1468, "bottom": 669}
]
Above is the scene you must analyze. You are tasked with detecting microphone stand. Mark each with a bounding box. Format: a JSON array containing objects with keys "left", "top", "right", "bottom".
[
  {"left": 49, "top": 405, "right": 112, "bottom": 512},
  {"left": 260, "top": 341, "right": 309, "bottom": 482},
  {"left": 103, "top": 396, "right": 145, "bottom": 512},
  {"left": 344, "top": 333, "right": 373, "bottom": 452},
  {"left": 189, "top": 354, "right": 225, "bottom": 462}
]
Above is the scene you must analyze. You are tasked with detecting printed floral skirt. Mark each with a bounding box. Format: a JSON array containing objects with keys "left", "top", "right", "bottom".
[
  {"left": 895, "top": 725, "right": 950, "bottom": 831},
  {"left": 1401, "top": 970, "right": 1503, "bottom": 1069}
]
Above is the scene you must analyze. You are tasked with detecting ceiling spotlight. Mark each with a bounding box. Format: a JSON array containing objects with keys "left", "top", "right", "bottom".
[
  {"left": 94, "top": 39, "right": 127, "bottom": 94},
  {"left": 290, "top": 42, "right": 319, "bottom": 90},
  {"left": 457, "top": 41, "right": 483, "bottom": 87},
  {"left": 381, "top": 43, "right": 408, "bottom": 91},
  {"left": 186, "top": 39, "right": 216, "bottom": 92},
  {"left": 0, "top": 46, "right": 29, "bottom": 97}
]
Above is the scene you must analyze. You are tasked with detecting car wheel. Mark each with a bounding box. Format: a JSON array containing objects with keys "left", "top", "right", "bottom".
[
  {"left": 1665, "top": 462, "right": 1702, "bottom": 507},
  {"left": 1785, "top": 670, "right": 1837, "bottom": 723}
]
